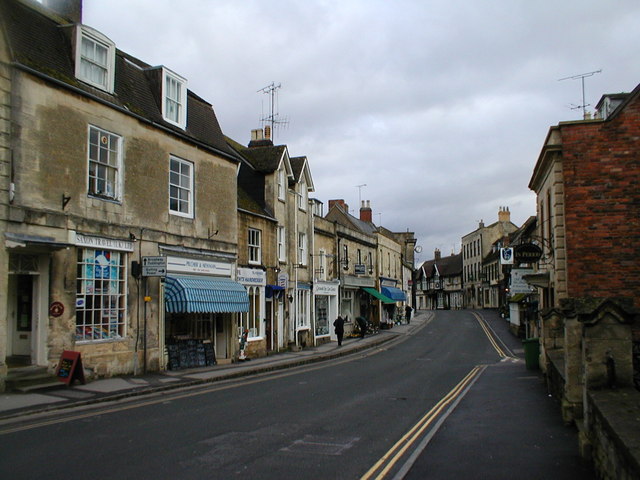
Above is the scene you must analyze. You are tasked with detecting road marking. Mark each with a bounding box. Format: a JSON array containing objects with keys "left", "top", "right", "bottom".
[
  {"left": 361, "top": 365, "right": 485, "bottom": 480},
  {"left": 472, "top": 311, "right": 517, "bottom": 360}
]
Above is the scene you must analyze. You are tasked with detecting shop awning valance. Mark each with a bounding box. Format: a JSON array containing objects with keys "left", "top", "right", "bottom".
[
  {"left": 381, "top": 286, "right": 406, "bottom": 302},
  {"left": 362, "top": 287, "right": 396, "bottom": 304},
  {"left": 165, "top": 275, "right": 249, "bottom": 313}
]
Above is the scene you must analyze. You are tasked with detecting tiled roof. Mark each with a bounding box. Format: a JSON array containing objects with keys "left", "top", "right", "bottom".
[
  {"left": 1, "top": 0, "right": 234, "bottom": 159},
  {"left": 239, "top": 145, "right": 288, "bottom": 173},
  {"left": 419, "top": 253, "right": 462, "bottom": 279}
]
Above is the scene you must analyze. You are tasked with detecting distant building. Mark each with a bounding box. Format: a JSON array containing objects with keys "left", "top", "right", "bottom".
[{"left": 415, "top": 249, "right": 462, "bottom": 310}]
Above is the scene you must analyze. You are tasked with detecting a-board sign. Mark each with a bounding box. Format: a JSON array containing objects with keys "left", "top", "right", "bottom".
[{"left": 55, "top": 350, "right": 86, "bottom": 385}]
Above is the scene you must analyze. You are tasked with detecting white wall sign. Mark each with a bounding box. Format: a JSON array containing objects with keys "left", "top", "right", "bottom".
[
  {"left": 73, "top": 232, "right": 134, "bottom": 252},
  {"left": 314, "top": 281, "right": 339, "bottom": 296},
  {"left": 237, "top": 268, "right": 266, "bottom": 286},
  {"left": 166, "top": 255, "right": 233, "bottom": 276}
]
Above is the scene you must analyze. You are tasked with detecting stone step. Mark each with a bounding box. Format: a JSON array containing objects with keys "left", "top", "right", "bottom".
[{"left": 5, "top": 366, "right": 60, "bottom": 393}]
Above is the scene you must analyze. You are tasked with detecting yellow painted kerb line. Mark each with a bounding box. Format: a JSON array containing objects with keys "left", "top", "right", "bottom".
[
  {"left": 473, "top": 312, "right": 507, "bottom": 358},
  {"left": 361, "top": 365, "right": 484, "bottom": 480}
]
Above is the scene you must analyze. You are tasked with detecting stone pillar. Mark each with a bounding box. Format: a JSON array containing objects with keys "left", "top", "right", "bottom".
[{"left": 561, "top": 301, "right": 584, "bottom": 424}]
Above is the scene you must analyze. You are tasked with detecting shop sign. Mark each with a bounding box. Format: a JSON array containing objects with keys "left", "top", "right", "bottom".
[
  {"left": 73, "top": 232, "right": 134, "bottom": 252},
  {"left": 515, "top": 244, "right": 543, "bottom": 264},
  {"left": 237, "top": 268, "right": 266, "bottom": 286},
  {"left": 354, "top": 263, "right": 366, "bottom": 275},
  {"left": 510, "top": 268, "right": 535, "bottom": 294},
  {"left": 314, "top": 281, "right": 339, "bottom": 295},
  {"left": 500, "top": 248, "right": 514, "bottom": 265},
  {"left": 166, "top": 256, "right": 232, "bottom": 276}
]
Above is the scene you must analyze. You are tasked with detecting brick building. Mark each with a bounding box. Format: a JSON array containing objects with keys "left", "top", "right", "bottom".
[{"left": 529, "top": 83, "right": 640, "bottom": 478}]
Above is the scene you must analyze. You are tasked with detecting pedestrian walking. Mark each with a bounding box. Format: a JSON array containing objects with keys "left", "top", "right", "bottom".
[
  {"left": 405, "top": 305, "right": 412, "bottom": 324},
  {"left": 356, "top": 316, "right": 367, "bottom": 338},
  {"left": 333, "top": 316, "right": 345, "bottom": 346}
]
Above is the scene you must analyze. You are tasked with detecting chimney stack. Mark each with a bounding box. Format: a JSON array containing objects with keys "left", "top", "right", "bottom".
[
  {"left": 43, "top": 0, "right": 82, "bottom": 23},
  {"left": 360, "top": 200, "right": 372, "bottom": 222},
  {"left": 328, "top": 199, "right": 348, "bottom": 213},
  {"left": 434, "top": 248, "right": 441, "bottom": 260},
  {"left": 498, "top": 206, "right": 511, "bottom": 223}
]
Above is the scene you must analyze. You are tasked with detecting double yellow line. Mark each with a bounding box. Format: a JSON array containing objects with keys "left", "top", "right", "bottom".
[
  {"left": 473, "top": 312, "right": 508, "bottom": 358},
  {"left": 361, "top": 365, "right": 485, "bottom": 480}
]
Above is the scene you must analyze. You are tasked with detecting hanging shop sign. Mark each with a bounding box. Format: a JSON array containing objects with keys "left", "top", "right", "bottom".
[
  {"left": 500, "top": 248, "right": 514, "bottom": 265},
  {"left": 510, "top": 268, "right": 536, "bottom": 294},
  {"left": 514, "top": 244, "right": 543, "bottom": 264}
]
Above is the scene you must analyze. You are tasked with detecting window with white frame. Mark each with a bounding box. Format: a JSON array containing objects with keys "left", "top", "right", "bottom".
[
  {"left": 298, "top": 232, "right": 307, "bottom": 266},
  {"left": 277, "top": 167, "right": 285, "bottom": 200},
  {"left": 76, "top": 249, "right": 126, "bottom": 341},
  {"left": 163, "top": 69, "right": 188, "bottom": 129},
  {"left": 88, "top": 126, "right": 122, "bottom": 200},
  {"left": 169, "top": 156, "right": 194, "bottom": 217},
  {"left": 75, "top": 26, "right": 115, "bottom": 92},
  {"left": 248, "top": 228, "right": 262, "bottom": 265},
  {"left": 278, "top": 226, "right": 286, "bottom": 262},
  {"left": 298, "top": 180, "right": 308, "bottom": 210}
]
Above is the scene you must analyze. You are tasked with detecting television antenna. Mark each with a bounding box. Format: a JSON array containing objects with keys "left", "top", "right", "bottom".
[
  {"left": 355, "top": 184, "right": 367, "bottom": 204},
  {"left": 558, "top": 69, "right": 602, "bottom": 119},
  {"left": 258, "top": 82, "right": 288, "bottom": 140}
]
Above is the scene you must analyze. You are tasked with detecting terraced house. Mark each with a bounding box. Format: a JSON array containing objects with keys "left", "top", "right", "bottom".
[{"left": 0, "top": 0, "right": 247, "bottom": 389}]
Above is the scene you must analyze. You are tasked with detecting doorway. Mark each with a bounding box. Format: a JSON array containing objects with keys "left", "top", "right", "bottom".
[{"left": 8, "top": 274, "right": 36, "bottom": 363}]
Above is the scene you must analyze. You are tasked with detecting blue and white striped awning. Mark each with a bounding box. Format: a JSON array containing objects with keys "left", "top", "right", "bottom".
[
  {"left": 165, "top": 276, "right": 249, "bottom": 313},
  {"left": 381, "top": 286, "right": 406, "bottom": 302}
]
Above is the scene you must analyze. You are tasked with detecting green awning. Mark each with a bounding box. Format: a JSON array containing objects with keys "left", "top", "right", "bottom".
[
  {"left": 165, "top": 275, "right": 250, "bottom": 313},
  {"left": 362, "top": 287, "right": 396, "bottom": 304}
]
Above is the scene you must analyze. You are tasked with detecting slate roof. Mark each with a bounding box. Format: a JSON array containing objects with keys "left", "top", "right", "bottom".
[
  {"left": 0, "top": 0, "right": 234, "bottom": 160},
  {"left": 325, "top": 203, "right": 377, "bottom": 236},
  {"left": 238, "top": 145, "right": 288, "bottom": 173}
]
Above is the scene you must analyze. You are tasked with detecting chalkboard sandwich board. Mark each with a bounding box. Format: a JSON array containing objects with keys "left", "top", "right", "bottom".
[{"left": 55, "top": 350, "right": 86, "bottom": 385}]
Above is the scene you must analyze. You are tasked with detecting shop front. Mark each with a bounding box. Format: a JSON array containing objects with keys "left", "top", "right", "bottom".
[
  {"left": 237, "top": 267, "right": 267, "bottom": 358},
  {"left": 341, "top": 275, "right": 375, "bottom": 334},
  {"left": 313, "top": 280, "right": 339, "bottom": 344},
  {"left": 163, "top": 255, "right": 249, "bottom": 369}
]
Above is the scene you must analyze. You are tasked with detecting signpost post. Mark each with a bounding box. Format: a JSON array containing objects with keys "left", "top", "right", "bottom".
[{"left": 140, "top": 256, "right": 167, "bottom": 373}]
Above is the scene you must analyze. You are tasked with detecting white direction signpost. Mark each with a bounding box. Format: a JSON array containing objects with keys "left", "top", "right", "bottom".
[{"left": 142, "top": 256, "right": 167, "bottom": 277}]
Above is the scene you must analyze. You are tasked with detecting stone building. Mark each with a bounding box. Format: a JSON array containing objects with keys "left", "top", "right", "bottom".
[
  {"left": 461, "top": 207, "right": 518, "bottom": 308},
  {"left": 529, "top": 84, "right": 640, "bottom": 478},
  {"left": 0, "top": 0, "right": 245, "bottom": 388}
]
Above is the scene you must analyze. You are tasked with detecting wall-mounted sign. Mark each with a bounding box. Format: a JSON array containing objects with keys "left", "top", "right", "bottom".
[
  {"left": 166, "top": 256, "right": 232, "bottom": 276},
  {"left": 49, "top": 301, "right": 64, "bottom": 317},
  {"left": 354, "top": 263, "right": 366, "bottom": 275},
  {"left": 515, "top": 244, "right": 543, "bottom": 264},
  {"left": 237, "top": 268, "right": 266, "bottom": 286}
]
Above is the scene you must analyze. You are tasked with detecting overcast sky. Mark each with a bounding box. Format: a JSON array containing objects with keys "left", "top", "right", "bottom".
[{"left": 82, "top": 0, "right": 640, "bottom": 264}]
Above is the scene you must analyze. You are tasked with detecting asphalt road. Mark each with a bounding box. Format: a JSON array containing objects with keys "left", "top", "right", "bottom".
[{"left": 0, "top": 310, "right": 593, "bottom": 479}]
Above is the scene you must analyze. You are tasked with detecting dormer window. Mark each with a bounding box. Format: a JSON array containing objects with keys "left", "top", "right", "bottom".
[
  {"left": 162, "top": 69, "right": 187, "bottom": 129},
  {"left": 75, "top": 26, "right": 115, "bottom": 93}
]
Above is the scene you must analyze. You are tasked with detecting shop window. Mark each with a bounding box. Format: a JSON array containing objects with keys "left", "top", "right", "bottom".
[
  {"left": 315, "top": 295, "right": 329, "bottom": 336},
  {"left": 76, "top": 248, "right": 126, "bottom": 341},
  {"left": 241, "top": 286, "right": 261, "bottom": 338}
]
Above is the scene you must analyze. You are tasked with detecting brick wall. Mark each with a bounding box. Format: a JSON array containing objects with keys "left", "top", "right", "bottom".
[{"left": 560, "top": 96, "right": 640, "bottom": 307}]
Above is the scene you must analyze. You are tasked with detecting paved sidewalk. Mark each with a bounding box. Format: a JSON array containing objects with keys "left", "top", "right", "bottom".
[{"left": 0, "top": 314, "right": 428, "bottom": 420}]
